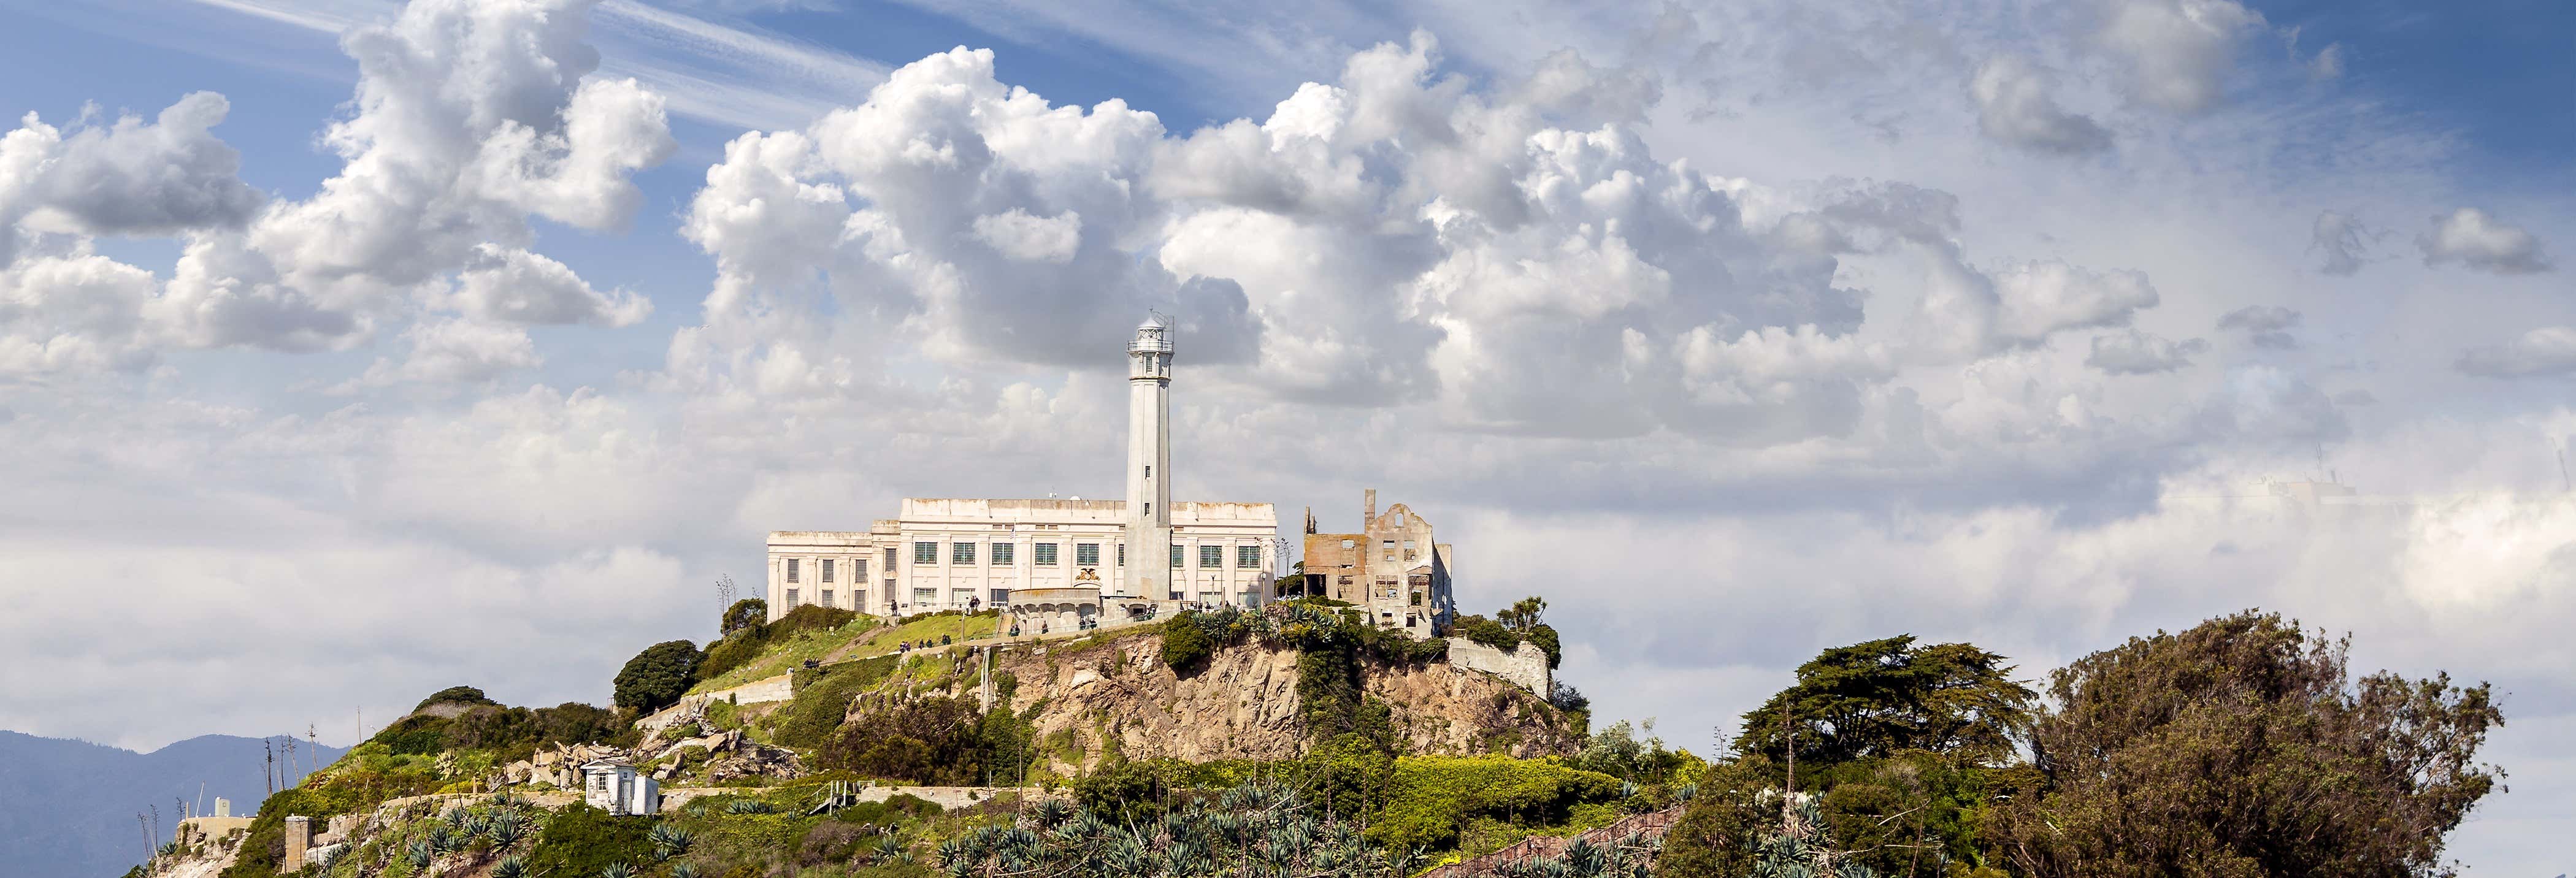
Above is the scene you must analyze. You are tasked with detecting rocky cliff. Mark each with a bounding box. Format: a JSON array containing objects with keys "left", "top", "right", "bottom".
[{"left": 913, "top": 628, "right": 1579, "bottom": 771}]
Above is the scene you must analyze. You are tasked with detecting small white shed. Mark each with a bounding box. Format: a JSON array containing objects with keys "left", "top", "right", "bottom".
[{"left": 580, "top": 760, "right": 661, "bottom": 815}]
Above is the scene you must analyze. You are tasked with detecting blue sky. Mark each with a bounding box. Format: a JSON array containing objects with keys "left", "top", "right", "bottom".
[{"left": 0, "top": 0, "right": 2569, "bottom": 872}]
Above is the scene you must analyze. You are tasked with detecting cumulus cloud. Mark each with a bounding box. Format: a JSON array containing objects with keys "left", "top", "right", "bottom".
[
  {"left": 2457, "top": 327, "right": 2576, "bottom": 378},
  {"left": 452, "top": 244, "right": 651, "bottom": 326},
  {"left": 2418, "top": 207, "right": 2552, "bottom": 275},
  {"left": 2217, "top": 304, "right": 2299, "bottom": 349},
  {"left": 0, "top": 0, "right": 670, "bottom": 377},
  {"left": 1992, "top": 260, "right": 2161, "bottom": 345},
  {"left": 2086, "top": 327, "right": 2207, "bottom": 374},
  {"left": 0, "top": 93, "right": 262, "bottom": 253},
  {"left": 2098, "top": 0, "right": 2264, "bottom": 114},
  {"left": 971, "top": 208, "right": 1083, "bottom": 263},
  {"left": 1969, "top": 56, "right": 2112, "bottom": 154}
]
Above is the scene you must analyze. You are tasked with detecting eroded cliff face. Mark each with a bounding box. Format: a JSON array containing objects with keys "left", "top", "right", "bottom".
[{"left": 921, "top": 630, "right": 1577, "bottom": 772}]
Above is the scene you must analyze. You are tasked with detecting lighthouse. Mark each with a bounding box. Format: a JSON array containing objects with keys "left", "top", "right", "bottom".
[{"left": 1121, "top": 314, "right": 1175, "bottom": 600}]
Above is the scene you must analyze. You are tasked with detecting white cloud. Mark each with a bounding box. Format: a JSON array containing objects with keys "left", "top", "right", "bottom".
[
  {"left": 1991, "top": 260, "right": 2161, "bottom": 346},
  {"left": 452, "top": 244, "right": 651, "bottom": 327},
  {"left": 2098, "top": 0, "right": 2264, "bottom": 114},
  {"left": 2418, "top": 207, "right": 2552, "bottom": 275},
  {"left": 970, "top": 208, "right": 1083, "bottom": 263},
  {"left": 0, "top": 0, "right": 670, "bottom": 373},
  {"left": 2086, "top": 328, "right": 2207, "bottom": 374},
  {"left": 0, "top": 93, "right": 263, "bottom": 254},
  {"left": 2457, "top": 327, "right": 2576, "bottom": 378},
  {"left": 1969, "top": 56, "right": 2113, "bottom": 155},
  {"left": 2216, "top": 303, "right": 2298, "bottom": 349}
]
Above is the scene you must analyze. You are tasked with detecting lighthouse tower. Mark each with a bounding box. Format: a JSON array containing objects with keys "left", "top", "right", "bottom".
[{"left": 1121, "top": 315, "right": 1175, "bottom": 600}]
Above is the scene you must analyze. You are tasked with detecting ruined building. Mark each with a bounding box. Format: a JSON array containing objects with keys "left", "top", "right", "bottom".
[{"left": 1294, "top": 489, "right": 1458, "bottom": 638}]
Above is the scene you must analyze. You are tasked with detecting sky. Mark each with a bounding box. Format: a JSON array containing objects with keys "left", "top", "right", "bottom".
[{"left": 0, "top": 0, "right": 2567, "bottom": 871}]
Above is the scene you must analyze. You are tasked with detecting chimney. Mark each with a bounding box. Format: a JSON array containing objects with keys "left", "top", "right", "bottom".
[
  {"left": 1302, "top": 506, "right": 1317, "bottom": 535},
  {"left": 1363, "top": 489, "right": 1377, "bottom": 524},
  {"left": 285, "top": 815, "right": 310, "bottom": 871}
]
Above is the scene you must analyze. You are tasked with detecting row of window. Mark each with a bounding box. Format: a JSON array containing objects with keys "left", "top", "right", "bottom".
[
  {"left": 784, "top": 557, "right": 872, "bottom": 584},
  {"left": 902, "top": 541, "right": 1262, "bottom": 568}
]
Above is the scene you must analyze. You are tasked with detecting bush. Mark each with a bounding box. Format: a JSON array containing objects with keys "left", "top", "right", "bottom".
[
  {"left": 721, "top": 598, "right": 768, "bottom": 635},
  {"left": 523, "top": 804, "right": 657, "bottom": 878},
  {"left": 1159, "top": 614, "right": 1215, "bottom": 673},
  {"left": 816, "top": 697, "right": 986, "bottom": 785},
  {"left": 615, "top": 640, "right": 704, "bottom": 712},
  {"left": 1367, "top": 753, "right": 1622, "bottom": 851},
  {"left": 415, "top": 686, "right": 500, "bottom": 712}
]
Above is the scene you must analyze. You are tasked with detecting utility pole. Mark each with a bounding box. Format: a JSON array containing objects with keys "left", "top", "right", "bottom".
[{"left": 1781, "top": 700, "right": 1796, "bottom": 828}]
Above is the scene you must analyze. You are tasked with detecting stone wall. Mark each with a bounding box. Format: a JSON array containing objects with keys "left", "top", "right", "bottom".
[{"left": 1446, "top": 639, "right": 1551, "bottom": 695}]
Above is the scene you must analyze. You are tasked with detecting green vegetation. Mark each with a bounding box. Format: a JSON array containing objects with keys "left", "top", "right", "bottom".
[
  {"left": 523, "top": 803, "right": 656, "bottom": 878},
  {"left": 615, "top": 639, "right": 704, "bottom": 712},
  {"left": 1987, "top": 611, "right": 2504, "bottom": 878},
  {"left": 721, "top": 598, "right": 768, "bottom": 635},
  {"left": 695, "top": 605, "right": 873, "bottom": 691},
  {"left": 413, "top": 686, "right": 500, "bottom": 712},
  {"left": 1658, "top": 611, "right": 2504, "bottom": 878},
  {"left": 1157, "top": 614, "right": 1215, "bottom": 673}
]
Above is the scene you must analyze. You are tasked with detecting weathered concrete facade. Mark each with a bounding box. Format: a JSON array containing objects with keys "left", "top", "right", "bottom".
[
  {"left": 765, "top": 317, "right": 1281, "bottom": 624},
  {"left": 1297, "top": 489, "right": 1459, "bottom": 638},
  {"left": 1447, "top": 639, "right": 1552, "bottom": 696}
]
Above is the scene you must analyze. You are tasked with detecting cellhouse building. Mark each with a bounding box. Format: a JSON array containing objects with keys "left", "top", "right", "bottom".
[{"left": 763, "top": 315, "right": 1284, "bottom": 632}]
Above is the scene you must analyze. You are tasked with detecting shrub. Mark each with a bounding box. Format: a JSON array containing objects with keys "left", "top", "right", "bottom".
[
  {"left": 1367, "top": 754, "right": 1622, "bottom": 851},
  {"left": 415, "top": 686, "right": 500, "bottom": 712},
  {"left": 615, "top": 640, "right": 705, "bottom": 712},
  {"left": 523, "top": 804, "right": 656, "bottom": 878},
  {"left": 1158, "top": 614, "right": 1215, "bottom": 673},
  {"left": 817, "top": 697, "right": 986, "bottom": 785},
  {"left": 721, "top": 598, "right": 768, "bottom": 635}
]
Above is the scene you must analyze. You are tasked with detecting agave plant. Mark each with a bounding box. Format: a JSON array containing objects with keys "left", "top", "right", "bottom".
[
  {"left": 599, "top": 861, "right": 636, "bottom": 878},
  {"left": 723, "top": 798, "right": 773, "bottom": 815},
  {"left": 405, "top": 839, "right": 434, "bottom": 870},
  {"left": 491, "top": 855, "right": 529, "bottom": 878},
  {"left": 488, "top": 809, "right": 527, "bottom": 847},
  {"left": 648, "top": 823, "right": 695, "bottom": 861},
  {"left": 668, "top": 863, "right": 700, "bottom": 878}
]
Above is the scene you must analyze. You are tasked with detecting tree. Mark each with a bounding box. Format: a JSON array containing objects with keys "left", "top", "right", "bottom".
[
  {"left": 612, "top": 640, "right": 702, "bottom": 712},
  {"left": 719, "top": 598, "right": 767, "bottom": 636},
  {"left": 413, "top": 686, "right": 499, "bottom": 712},
  {"left": 1158, "top": 614, "right": 1215, "bottom": 674},
  {"left": 1736, "top": 636, "right": 2034, "bottom": 767},
  {"left": 1990, "top": 611, "right": 2504, "bottom": 878},
  {"left": 1497, "top": 596, "right": 1547, "bottom": 632}
]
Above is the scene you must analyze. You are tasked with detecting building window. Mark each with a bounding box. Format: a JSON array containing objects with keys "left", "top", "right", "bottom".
[
  {"left": 914, "top": 542, "right": 937, "bottom": 565},
  {"left": 786, "top": 558, "right": 800, "bottom": 583},
  {"left": 911, "top": 587, "right": 935, "bottom": 605},
  {"left": 1382, "top": 540, "right": 1395, "bottom": 560},
  {"left": 991, "top": 543, "right": 1014, "bottom": 565},
  {"left": 1118, "top": 544, "right": 1127, "bottom": 565},
  {"left": 854, "top": 559, "right": 868, "bottom": 579},
  {"left": 786, "top": 588, "right": 800, "bottom": 605},
  {"left": 1236, "top": 545, "right": 1260, "bottom": 568},
  {"left": 991, "top": 588, "right": 1011, "bottom": 605},
  {"left": 821, "top": 559, "right": 835, "bottom": 582},
  {"left": 884, "top": 548, "right": 897, "bottom": 570},
  {"left": 821, "top": 589, "right": 834, "bottom": 607},
  {"left": 1411, "top": 591, "right": 1424, "bottom": 606},
  {"left": 1170, "top": 544, "right": 1183, "bottom": 568},
  {"left": 1076, "top": 543, "right": 1100, "bottom": 566},
  {"left": 1200, "top": 544, "right": 1222, "bottom": 568},
  {"left": 1144, "top": 465, "right": 1151, "bottom": 478},
  {"left": 1035, "top": 543, "right": 1059, "bottom": 565},
  {"left": 953, "top": 542, "right": 977, "bottom": 565},
  {"left": 1143, "top": 502, "right": 1151, "bottom": 516},
  {"left": 1403, "top": 540, "right": 1417, "bottom": 560}
]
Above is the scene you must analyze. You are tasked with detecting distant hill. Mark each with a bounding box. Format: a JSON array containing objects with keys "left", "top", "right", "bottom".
[{"left": 0, "top": 731, "right": 343, "bottom": 877}]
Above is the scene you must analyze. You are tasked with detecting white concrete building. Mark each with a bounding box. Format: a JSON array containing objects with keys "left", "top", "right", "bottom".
[
  {"left": 581, "top": 760, "right": 660, "bottom": 815},
  {"left": 765, "top": 316, "right": 1282, "bottom": 625}
]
